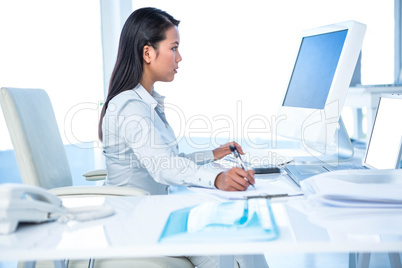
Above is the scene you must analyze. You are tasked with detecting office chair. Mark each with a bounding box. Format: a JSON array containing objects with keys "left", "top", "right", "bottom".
[
  {"left": 1, "top": 87, "right": 194, "bottom": 268},
  {"left": 82, "top": 168, "right": 107, "bottom": 181},
  {"left": 0, "top": 87, "right": 147, "bottom": 196}
]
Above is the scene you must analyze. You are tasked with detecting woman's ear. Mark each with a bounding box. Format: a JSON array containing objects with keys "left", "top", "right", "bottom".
[{"left": 143, "top": 45, "right": 153, "bottom": 64}]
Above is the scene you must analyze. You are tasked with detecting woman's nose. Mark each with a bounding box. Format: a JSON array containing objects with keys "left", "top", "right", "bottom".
[{"left": 176, "top": 50, "right": 182, "bottom": 62}]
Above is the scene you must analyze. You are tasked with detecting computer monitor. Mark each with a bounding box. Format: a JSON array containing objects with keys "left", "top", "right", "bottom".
[
  {"left": 364, "top": 95, "right": 402, "bottom": 169},
  {"left": 276, "top": 21, "right": 366, "bottom": 161}
]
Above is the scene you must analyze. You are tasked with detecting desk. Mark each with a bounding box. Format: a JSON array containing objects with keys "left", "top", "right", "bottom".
[
  {"left": 0, "top": 189, "right": 401, "bottom": 268},
  {"left": 345, "top": 86, "right": 402, "bottom": 140}
]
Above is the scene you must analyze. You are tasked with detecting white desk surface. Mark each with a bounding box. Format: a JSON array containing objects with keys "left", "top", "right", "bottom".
[{"left": 1, "top": 185, "right": 401, "bottom": 262}]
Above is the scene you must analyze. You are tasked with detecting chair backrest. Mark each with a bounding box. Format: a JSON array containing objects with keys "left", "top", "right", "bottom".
[{"left": 0, "top": 87, "right": 73, "bottom": 188}]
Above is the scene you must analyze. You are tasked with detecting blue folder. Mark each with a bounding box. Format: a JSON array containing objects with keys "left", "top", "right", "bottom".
[{"left": 159, "top": 199, "right": 279, "bottom": 243}]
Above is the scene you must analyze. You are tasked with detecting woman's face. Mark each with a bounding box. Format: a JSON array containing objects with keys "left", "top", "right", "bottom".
[{"left": 148, "top": 26, "right": 182, "bottom": 83}]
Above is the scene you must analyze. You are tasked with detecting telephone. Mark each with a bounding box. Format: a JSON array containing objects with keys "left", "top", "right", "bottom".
[{"left": 0, "top": 183, "right": 114, "bottom": 234}]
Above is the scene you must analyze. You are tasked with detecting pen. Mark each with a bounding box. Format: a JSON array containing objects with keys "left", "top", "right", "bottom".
[
  {"left": 229, "top": 145, "right": 256, "bottom": 190},
  {"left": 246, "top": 193, "right": 304, "bottom": 199},
  {"left": 246, "top": 194, "right": 289, "bottom": 199},
  {"left": 277, "top": 160, "right": 293, "bottom": 167}
]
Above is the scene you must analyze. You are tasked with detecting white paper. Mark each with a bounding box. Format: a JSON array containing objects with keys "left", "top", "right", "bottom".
[
  {"left": 301, "top": 173, "right": 402, "bottom": 208},
  {"left": 188, "top": 176, "right": 302, "bottom": 200}
]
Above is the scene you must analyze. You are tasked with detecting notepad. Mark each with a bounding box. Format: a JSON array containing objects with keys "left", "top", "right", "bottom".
[
  {"left": 159, "top": 199, "right": 279, "bottom": 243},
  {"left": 188, "top": 177, "right": 303, "bottom": 200}
]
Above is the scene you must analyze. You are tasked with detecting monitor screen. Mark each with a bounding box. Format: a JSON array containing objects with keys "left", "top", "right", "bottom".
[
  {"left": 364, "top": 97, "right": 402, "bottom": 169},
  {"left": 282, "top": 30, "right": 348, "bottom": 109},
  {"left": 276, "top": 21, "right": 366, "bottom": 148}
]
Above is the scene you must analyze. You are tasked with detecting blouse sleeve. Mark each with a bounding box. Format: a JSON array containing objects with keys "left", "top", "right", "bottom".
[
  {"left": 178, "top": 150, "right": 215, "bottom": 165},
  {"left": 119, "top": 100, "right": 224, "bottom": 189}
]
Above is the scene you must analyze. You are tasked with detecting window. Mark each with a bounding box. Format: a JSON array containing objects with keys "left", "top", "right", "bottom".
[
  {"left": 0, "top": 0, "right": 104, "bottom": 184},
  {"left": 0, "top": 0, "right": 104, "bottom": 150},
  {"left": 0, "top": 0, "right": 395, "bottom": 151},
  {"left": 131, "top": 0, "right": 394, "bottom": 147}
]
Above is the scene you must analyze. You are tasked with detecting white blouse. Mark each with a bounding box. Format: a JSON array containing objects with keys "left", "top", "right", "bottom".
[{"left": 102, "top": 84, "right": 224, "bottom": 195}]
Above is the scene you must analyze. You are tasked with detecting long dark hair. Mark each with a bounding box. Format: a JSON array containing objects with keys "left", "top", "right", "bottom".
[{"left": 98, "top": 7, "right": 180, "bottom": 141}]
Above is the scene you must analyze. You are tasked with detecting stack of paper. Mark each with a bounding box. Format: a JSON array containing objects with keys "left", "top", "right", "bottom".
[{"left": 300, "top": 170, "right": 402, "bottom": 208}]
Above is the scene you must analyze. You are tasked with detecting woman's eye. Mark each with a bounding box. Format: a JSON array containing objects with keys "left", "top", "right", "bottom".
[{"left": 172, "top": 47, "right": 178, "bottom": 51}]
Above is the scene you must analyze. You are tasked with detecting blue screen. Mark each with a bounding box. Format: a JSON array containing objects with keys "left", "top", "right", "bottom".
[{"left": 282, "top": 29, "right": 348, "bottom": 109}]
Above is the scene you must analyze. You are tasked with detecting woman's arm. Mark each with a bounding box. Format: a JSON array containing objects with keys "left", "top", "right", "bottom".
[
  {"left": 119, "top": 100, "right": 222, "bottom": 189},
  {"left": 212, "top": 141, "right": 244, "bottom": 160},
  {"left": 178, "top": 142, "right": 245, "bottom": 165},
  {"left": 178, "top": 150, "right": 215, "bottom": 165},
  {"left": 214, "top": 168, "right": 255, "bottom": 191},
  {"left": 115, "top": 100, "right": 253, "bottom": 191}
]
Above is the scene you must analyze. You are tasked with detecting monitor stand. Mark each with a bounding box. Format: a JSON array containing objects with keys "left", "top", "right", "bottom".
[{"left": 293, "top": 116, "right": 354, "bottom": 164}]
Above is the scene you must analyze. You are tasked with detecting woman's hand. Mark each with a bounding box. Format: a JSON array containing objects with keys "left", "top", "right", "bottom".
[
  {"left": 214, "top": 168, "right": 255, "bottom": 191},
  {"left": 212, "top": 141, "right": 244, "bottom": 160}
]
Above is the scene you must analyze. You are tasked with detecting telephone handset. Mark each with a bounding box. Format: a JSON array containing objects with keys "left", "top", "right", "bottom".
[{"left": 0, "top": 183, "right": 114, "bottom": 234}]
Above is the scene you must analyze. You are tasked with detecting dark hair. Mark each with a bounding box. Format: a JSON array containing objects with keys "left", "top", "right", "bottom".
[{"left": 98, "top": 7, "right": 180, "bottom": 141}]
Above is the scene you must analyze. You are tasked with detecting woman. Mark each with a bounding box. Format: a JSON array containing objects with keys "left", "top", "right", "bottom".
[
  {"left": 98, "top": 7, "right": 255, "bottom": 195},
  {"left": 99, "top": 7, "right": 268, "bottom": 268}
]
